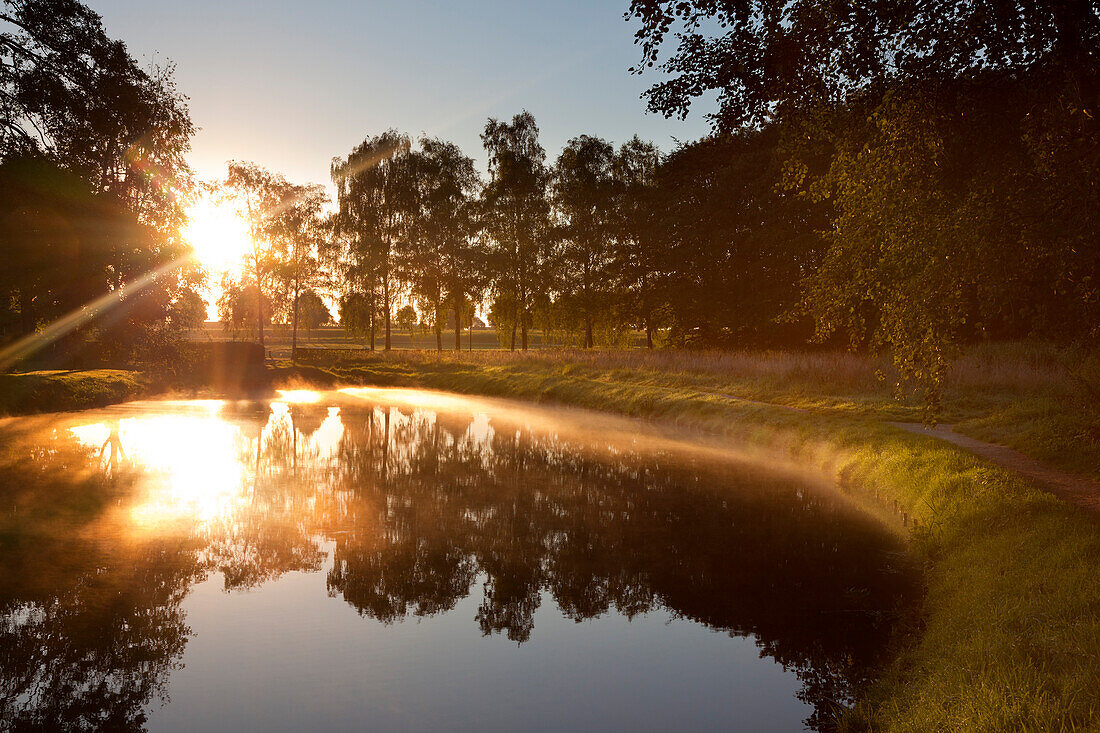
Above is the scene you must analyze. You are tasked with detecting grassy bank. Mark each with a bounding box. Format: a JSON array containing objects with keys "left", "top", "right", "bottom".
[
  {"left": 292, "top": 345, "right": 1100, "bottom": 480},
  {"left": 281, "top": 350, "right": 1100, "bottom": 732},
  {"left": 0, "top": 369, "right": 148, "bottom": 415}
]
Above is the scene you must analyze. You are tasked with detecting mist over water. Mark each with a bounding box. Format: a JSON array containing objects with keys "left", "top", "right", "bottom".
[{"left": 0, "top": 390, "right": 918, "bottom": 732}]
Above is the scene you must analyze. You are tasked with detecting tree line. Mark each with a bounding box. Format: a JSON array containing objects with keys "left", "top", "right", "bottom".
[{"left": 220, "top": 112, "right": 821, "bottom": 359}]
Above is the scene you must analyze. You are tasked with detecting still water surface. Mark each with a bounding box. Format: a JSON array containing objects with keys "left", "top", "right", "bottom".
[{"left": 0, "top": 389, "right": 918, "bottom": 732}]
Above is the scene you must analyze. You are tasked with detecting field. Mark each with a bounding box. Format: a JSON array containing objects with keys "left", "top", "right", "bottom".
[{"left": 186, "top": 323, "right": 651, "bottom": 357}]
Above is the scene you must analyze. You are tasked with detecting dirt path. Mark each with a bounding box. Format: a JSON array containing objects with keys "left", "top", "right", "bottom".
[
  {"left": 889, "top": 422, "right": 1100, "bottom": 516},
  {"left": 705, "top": 388, "right": 1100, "bottom": 516}
]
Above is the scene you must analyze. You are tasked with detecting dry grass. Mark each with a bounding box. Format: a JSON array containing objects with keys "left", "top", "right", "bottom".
[{"left": 303, "top": 340, "right": 1090, "bottom": 410}]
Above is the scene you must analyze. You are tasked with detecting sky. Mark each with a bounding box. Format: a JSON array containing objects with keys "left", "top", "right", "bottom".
[{"left": 88, "top": 0, "right": 715, "bottom": 189}]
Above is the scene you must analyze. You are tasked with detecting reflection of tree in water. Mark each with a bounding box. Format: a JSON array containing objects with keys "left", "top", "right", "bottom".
[
  {"left": 0, "top": 400, "right": 920, "bottom": 731},
  {"left": 99, "top": 419, "right": 127, "bottom": 476},
  {"left": 0, "top": 431, "right": 204, "bottom": 732},
  {"left": 203, "top": 403, "right": 326, "bottom": 591},
  {"left": 321, "top": 405, "right": 920, "bottom": 727}
]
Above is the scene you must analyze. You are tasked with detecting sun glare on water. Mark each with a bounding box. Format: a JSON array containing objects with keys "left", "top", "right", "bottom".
[{"left": 183, "top": 194, "right": 253, "bottom": 275}]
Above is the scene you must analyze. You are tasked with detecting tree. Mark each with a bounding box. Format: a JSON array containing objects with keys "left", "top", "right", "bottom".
[
  {"left": 297, "top": 289, "right": 330, "bottom": 342},
  {"left": 611, "top": 136, "right": 662, "bottom": 348},
  {"left": 271, "top": 182, "right": 328, "bottom": 362},
  {"left": 223, "top": 162, "right": 300, "bottom": 349},
  {"left": 651, "top": 131, "right": 821, "bottom": 348},
  {"left": 1, "top": 0, "right": 195, "bottom": 236},
  {"left": 553, "top": 135, "right": 616, "bottom": 349},
  {"left": 168, "top": 288, "right": 207, "bottom": 330},
  {"left": 338, "top": 292, "right": 374, "bottom": 342},
  {"left": 217, "top": 275, "right": 270, "bottom": 340},
  {"left": 626, "top": 0, "right": 1098, "bottom": 129},
  {"left": 395, "top": 304, "right": 417, "bottom": 343},
  {"left": 0, "top": 1, "right": 198, "bottom": 368},
  {"left": 0, "top": 156, "right": 200, "bottom": 367},
  {"left": 627, "top": 0, "right": 1099, "bottom": 410},
  {"left": 332, "top": 130, "right": 413, "bottom": 351},
  {"left": 411, "top": 137, "right": 482, "bottom": 351},
  {"left": 481, "top": 111, "right": 550, "bottom": 351},
  {"left": 798, "top": 74, "right": 1100, "bottom": 411}
]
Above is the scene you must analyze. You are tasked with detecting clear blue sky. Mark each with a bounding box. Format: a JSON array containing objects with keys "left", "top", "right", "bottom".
[{"left": 89, "top": 0, "right": 714, "bottom": 188}]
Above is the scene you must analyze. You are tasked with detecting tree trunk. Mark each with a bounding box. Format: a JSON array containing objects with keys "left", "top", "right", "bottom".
[
  {"left": 454, "top": 296, "right": 462, "bottom": 351},
  {"left": 519, "top": 277, "right": 528, "bottom": 351},
  {"left": 255, "top": 272, "right": 265, "bottom": 349},
  {"left": 584, "top": 312, "right": 593, "bottom": 349},
  {"left": 369, "top": 291, "right": 376, "bottom": 351},
  {"left": 510, "top": 286, "right": 518, "bottom": 351},
  {"left": 291, "top": 279, "right": 300, "bottom": 364},
  {"left": 435, "top": 305, "right": 443, "bottom": 351},
  {"left": 383, "top": 275, "right": 392, "bottom": 351}
]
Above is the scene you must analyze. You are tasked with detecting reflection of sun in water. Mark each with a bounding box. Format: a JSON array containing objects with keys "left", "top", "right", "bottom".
[
  {"left": 183, "top": 194, "right": 252, "bottom": 273},
  {"left": 68, "top": 401, "right": 347, "bottom": 532},
  {"left": 71, "top": 411, "right": 246, "bottom": 529}
]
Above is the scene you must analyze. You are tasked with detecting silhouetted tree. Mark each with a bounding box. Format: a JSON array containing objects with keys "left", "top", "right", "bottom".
[
  {"left": 297, "top": 289, "right": 330, "bottom": 341},
  {"left": 481, "top": 111, "right": 550, "bottom": 351},
  {"left": 553, "top": 135, "right": 616, "bottom": 348},
  {"left": 611, "top": 136, "right": 662, "bottom": 348},
  {"left": 332, "top": 130, "right": 414, "bottom": 351},
  {"left": 223, "top": 162, "right": 303, "bottom": 348}
]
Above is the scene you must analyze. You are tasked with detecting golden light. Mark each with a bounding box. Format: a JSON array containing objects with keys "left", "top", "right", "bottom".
[
  {"left": 275, "top": 389, "right": 322, "bottom": 404},
  {"left": 66, "top": 402, "right": 349, "bottom": 532},
  {"left": 70, "top": 412, "right": 246, "bottom": 529},
  {"left": 183, "top": 193, "right": 253, "bottom": 275}
]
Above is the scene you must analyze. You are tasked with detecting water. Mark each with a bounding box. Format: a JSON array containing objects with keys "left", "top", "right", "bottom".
[{"left": 0, "top": 388, "right": 918, "bottom": 732}]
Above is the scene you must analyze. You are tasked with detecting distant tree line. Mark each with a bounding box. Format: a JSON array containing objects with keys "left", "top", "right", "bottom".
[{"left": 315, "top": 115, "right": 818, "bottom": 355}]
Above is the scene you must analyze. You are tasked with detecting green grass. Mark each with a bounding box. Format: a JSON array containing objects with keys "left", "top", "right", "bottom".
[
  {"left": 0, "top": 369, "right": 148, "bottom": 415},
  {"left": 276, "top": 350, "right": 1100, "bottom": 732}
]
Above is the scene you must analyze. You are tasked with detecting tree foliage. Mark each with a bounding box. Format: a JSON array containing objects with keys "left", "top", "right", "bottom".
[
  {"left": 0, "top": 0, "right": 198, "bottom": 367},
  {"left": 627, "top": 0, "right": 1099, "bottom": 409}
]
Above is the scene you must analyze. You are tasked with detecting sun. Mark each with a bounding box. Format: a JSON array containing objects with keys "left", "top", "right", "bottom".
[{"left": 182, "top": 194, "right": 253, "bottom": 275}]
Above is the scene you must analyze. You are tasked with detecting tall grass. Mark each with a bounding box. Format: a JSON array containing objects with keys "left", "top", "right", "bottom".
[{"left": 303, "top": 341, "right": 1090, "bottom": 408}]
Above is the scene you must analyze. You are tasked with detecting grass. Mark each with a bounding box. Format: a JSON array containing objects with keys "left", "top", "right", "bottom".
[
  {"left": 0, "top": 369, "right": 147, "bottom": 415},
  {"left": 276, "top": 347, "right": 1100, "bottom": 732}
]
